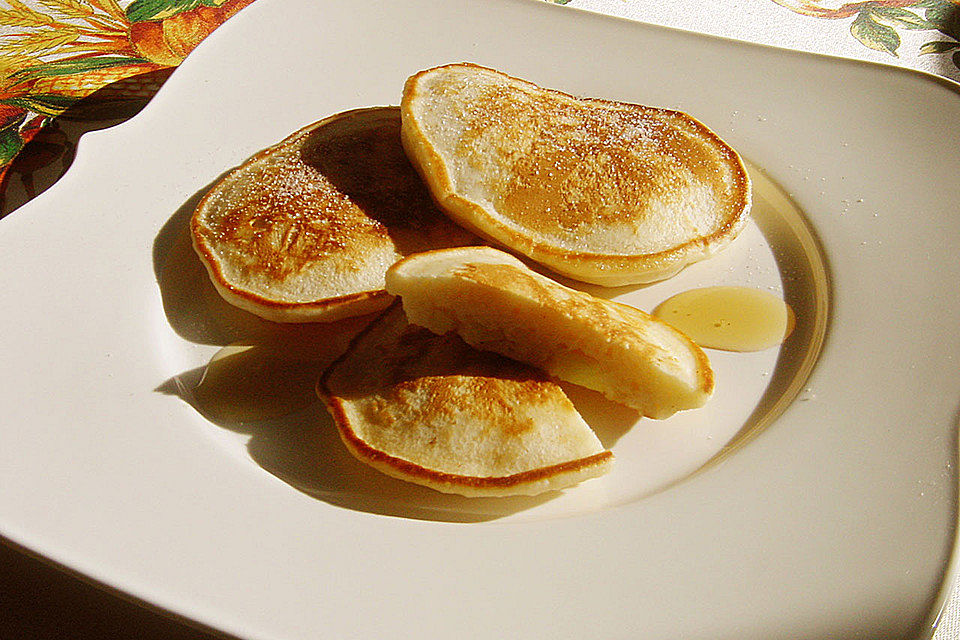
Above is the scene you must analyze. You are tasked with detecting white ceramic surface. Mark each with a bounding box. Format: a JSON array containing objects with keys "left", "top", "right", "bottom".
[{"left": 1, "top": 0, "right": 958, "bottom": 638}]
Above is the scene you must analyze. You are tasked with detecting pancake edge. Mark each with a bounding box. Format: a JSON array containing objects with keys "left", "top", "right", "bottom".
[{"left": 400, "top": 62, "right": 752, "bottom": 286}]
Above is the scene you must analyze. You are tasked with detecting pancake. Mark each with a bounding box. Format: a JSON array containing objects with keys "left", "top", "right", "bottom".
[
  {"left": 191, "top": 107, "right": 477, "bottom": 323},
  {"left": 400, "top": 63, "right": 751, "bottom": 286},
  {"left": 318, "top": 302, "right": 613, "bottom": 497},
  {"left": 386, "top": 246, "right": 713, "bottom": 419}
]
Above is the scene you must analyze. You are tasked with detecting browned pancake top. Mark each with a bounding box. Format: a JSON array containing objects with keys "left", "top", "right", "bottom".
[
  {"left": 328, "top": 306, "right": 556, "bottom": 417},
  {"left": 455, "top": 83, "right": 737, "bottom": 237},
  {"left": 193, "top": 107, "right": 475, "bottom": 299},
  {"left": 320, "top": 303, "right": 611, "bottom": 485}
]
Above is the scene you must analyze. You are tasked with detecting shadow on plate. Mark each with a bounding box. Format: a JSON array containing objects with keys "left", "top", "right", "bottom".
[
  {"left": 0, "top": 533, "right": 238, "bottom": 640},
  {"left": 152, "top": 160, "right": 831, "bottom": 519},
  {"left": 152, "top": 184, "right": 635, "bottom": 522},
  {"left": 2, "top": 69, "right": 175, "bottom": 220},
  {"left": 702, "top": 163, "right": 832, "bottom": 468}
]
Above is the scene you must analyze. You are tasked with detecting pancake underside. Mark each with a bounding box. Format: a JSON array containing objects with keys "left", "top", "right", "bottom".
[{"left": 386, "top": 247, "right": 713, "bottom": 418}]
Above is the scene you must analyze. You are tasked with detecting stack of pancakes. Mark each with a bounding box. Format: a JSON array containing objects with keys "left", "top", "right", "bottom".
[{"left": 191, "top": 64, "right": 750, "bottom": 497}]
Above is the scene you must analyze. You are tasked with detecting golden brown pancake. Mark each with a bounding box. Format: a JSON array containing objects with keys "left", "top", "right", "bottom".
[
  {"left": 400, "top": 63, "right": 751, "bottom": 286},
  {"left": 318, "top": 302, "right": 613, "bottom": 497},
  {"left": 191, "top": 107, "right": 477, "bottom": 322},
  {"left": 386, "top": 246, "right": 713, "bottom": 419}
]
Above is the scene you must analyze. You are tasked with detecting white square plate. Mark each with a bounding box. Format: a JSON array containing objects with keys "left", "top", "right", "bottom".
[{"left": 1, "top": 1, "right": 958, "bottom": 638}]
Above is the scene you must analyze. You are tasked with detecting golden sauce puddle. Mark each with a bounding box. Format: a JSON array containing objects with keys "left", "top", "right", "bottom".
[{"left": 653, "top": 286, "right": 795, "bottom": 352}]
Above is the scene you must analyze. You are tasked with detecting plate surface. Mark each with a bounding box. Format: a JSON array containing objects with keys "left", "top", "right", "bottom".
[{"left": 1, "top": 0, "right": 958, "bottom": 638}]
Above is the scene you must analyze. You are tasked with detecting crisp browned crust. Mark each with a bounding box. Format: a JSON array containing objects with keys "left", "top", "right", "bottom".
[
  {"left": 192, "top": 107, "right": 477, "bottom": 322},
  {"left": 316, "top": 301, "right": 613, "bottom": 497},
  {"left": 322, "top": 392, "right": 613, "bottom": 494},
  {"left": 200, "top": 267, "right": 393, "bottom": 323},
  {"left": 401, "top": 63, "right": 751, "bottom": 286}
]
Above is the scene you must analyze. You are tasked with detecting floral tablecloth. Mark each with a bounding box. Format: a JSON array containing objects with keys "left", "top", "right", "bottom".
[
  {"left": 0, "top": 0, "right": 254, "bottom": 216},
  {"left": 1, "top": 0, "right": 959, "bottom": 218},
  {"left": 1, "top": 0, "right": 958, "bottom": 637}
]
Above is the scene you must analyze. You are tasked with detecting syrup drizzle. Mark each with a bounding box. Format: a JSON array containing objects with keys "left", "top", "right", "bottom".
[{"left": 653, "top": 286, "right": 794, "bottom": 352}]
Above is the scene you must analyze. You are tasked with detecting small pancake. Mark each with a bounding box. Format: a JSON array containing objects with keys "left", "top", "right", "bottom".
[
  {"left": 191, "top": 107, "right": 477, "bottom": 323},
  {"left": 318, "top": 302, "right": 613, "bottom": 497},
  {"left": 386, "top": 246, "right": 713, "bottom": 419},
  {"left": 400, "top": 63, "right": 751, "bottom": 286}
]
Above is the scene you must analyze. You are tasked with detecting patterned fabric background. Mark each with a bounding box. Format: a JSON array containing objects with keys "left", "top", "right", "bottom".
[
  {"left": 774, "top": 0, "right": 960, "bottom": 64},
  {"left": 0, "top": 0, "right": 253, "bottom": 214},
  {"left": 1, "top": 0, "right": 958, "bottom": 216}
]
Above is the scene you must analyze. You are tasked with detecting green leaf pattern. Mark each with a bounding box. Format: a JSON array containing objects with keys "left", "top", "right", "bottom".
[
  {"left": 872, "top": 5, "right": 937, "bottom": 30},
  {"left": 920, "top": 39, "right": 960, "bottom": 53},
  {"left": 851, "top": 10, "right": 902, "bottom": 55},
  {"left": 13, "top": 56, "right": 153, "bottom": 79},
  {"left": 784, "top": 0, "right": 960, "bottom": 67},
  {"left": 125, "top": 0, "right": 227, "bottom": 22},
  {"left": 0, "top": 126, "right": 23, "bottom": 165}
]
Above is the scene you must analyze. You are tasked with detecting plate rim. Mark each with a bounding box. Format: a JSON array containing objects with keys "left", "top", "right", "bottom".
[{"left": 1, "top": 0, "right": 958, "bottom": 638}]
